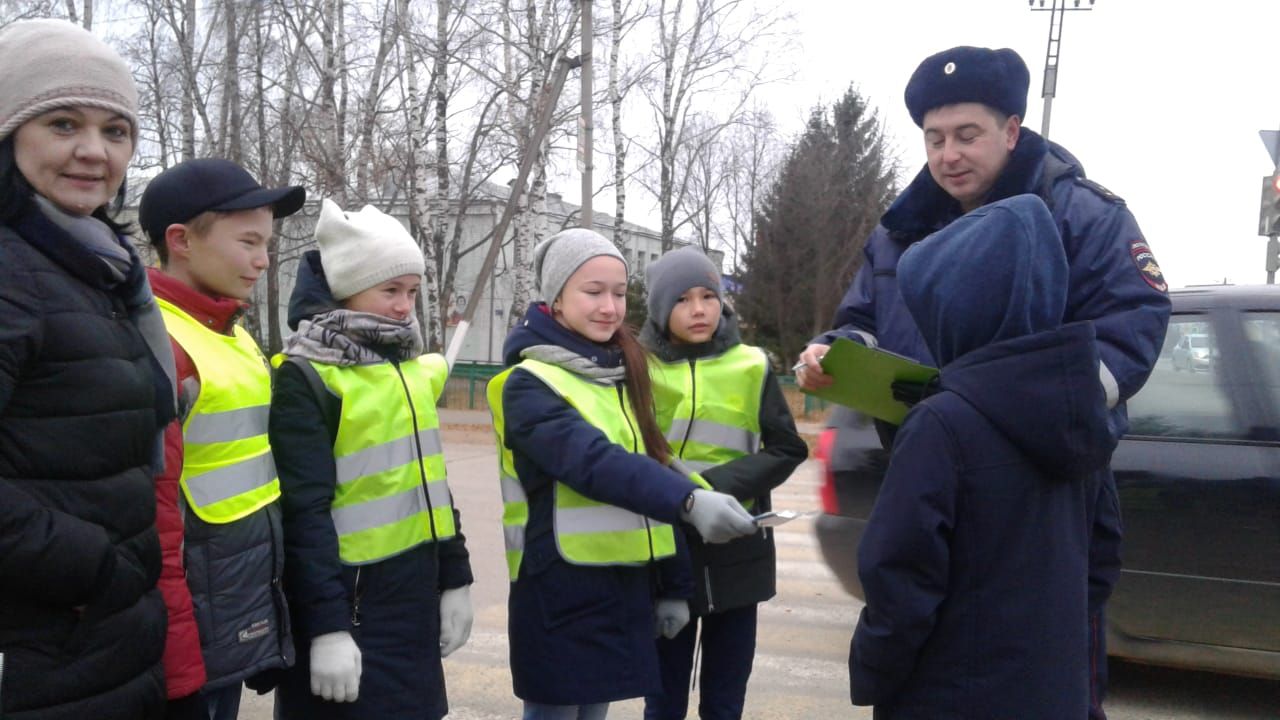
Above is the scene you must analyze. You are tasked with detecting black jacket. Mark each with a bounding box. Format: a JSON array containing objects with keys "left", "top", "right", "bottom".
[
  {"left": 269, "top": 252, "right": 472, "bottom": 720},
  {"left": 0, "top": 208, "right": 167, "bottom": 720},
  {"left": 640, "top": 311, "right": 808, "bottom": 615}
]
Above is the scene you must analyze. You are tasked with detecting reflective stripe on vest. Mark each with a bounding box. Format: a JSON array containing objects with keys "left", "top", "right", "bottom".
[
  {"left": 308, "top": 354, "right": 457, "bottom": 565},
  {"left": 487, "top": 361, "right": 677, "bottom": 579},
  {"left": 158, "top": 298, "right": 279, "bottom": 524},
  {"left": 488, "top": 367, "right": 529, "bottom": 580},
  {"left": 651, "top": 344, "right": 768, "bottom": 505}
]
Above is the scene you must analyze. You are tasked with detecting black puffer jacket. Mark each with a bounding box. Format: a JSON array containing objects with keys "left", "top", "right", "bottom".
[
  {"left": 0, "top": 208, "right": 168, "bottom": 720},
  {"left": 641, "top": 310, "right": 808, "bottom": 615}
]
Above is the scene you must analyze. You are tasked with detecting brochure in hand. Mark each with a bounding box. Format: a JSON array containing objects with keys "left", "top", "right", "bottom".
[{"left": 803, "top": 338, "right": 939, "bottom": 425}]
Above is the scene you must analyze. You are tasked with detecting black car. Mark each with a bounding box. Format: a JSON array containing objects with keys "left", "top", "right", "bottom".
[{"left": 813, "top": 284, "right": 1280, "bottom": 680}]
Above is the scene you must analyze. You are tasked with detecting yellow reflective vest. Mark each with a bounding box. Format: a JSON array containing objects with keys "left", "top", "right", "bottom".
[
  {"left": 650, "top": 344, "right": 768, "bottom": 494},
  {"left": 488, "top": 359, "right": 677, "bottom": 580},
  {"left": 158, "top": 298, "right": 279, "bottom": 525},
  {"left": 306, "top": 354, "right": 457, "bottom": 565}
]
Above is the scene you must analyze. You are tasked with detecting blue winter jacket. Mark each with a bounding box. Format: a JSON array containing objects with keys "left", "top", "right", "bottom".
[
  {"left": 499, "top": 304, "right": 698, "bottom": 705},
  {"left": 851, "top": 195, "right": 1112, "bottom": 716},
  {"left": 819, "top": 132, "right": 1169, "bottom": 715},
  {"left": 849, "top": 322, "right": 1110, "bottom": 718}
]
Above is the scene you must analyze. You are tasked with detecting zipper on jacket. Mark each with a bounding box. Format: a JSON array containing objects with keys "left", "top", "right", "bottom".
[
  {"left": 393, "top": 359, "right": 439, "bottom": 542},
  {"left": 351, "top": 567, "right": 364, "bottom": 627},
  {"left": 265, "top": 506, "right": 288, "bottom": 663},
  {"left": 703, "top": 567, "right": 715, "bottom": 613},
  {"left": 617, "top": 384, "right": 657, "bottom": 563},
  {"left": 677, "top": 359, "right": 697, "bottom": 458}
]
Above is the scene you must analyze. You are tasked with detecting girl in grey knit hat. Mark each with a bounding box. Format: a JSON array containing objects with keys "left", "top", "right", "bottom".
[
  {"left": 639, "top": 245, "right": 808, "bottom": 720},
  {"left": 492, "top": 229, "right": 759, "bottom": 719}
]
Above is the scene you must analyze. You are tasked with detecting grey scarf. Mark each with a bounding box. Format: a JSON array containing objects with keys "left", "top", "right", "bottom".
[
  {"left": 519, "top": 343, "right": 627, "bottom": 384},
  {"left": 285, "top": 309, "right": 425, "bottom": 366}
]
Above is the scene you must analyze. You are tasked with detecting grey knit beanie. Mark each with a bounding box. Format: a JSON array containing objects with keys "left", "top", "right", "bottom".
[
  {"left": 0, "top": 19, "right": 138, "bottom": 142},
  {"left": 314, "top": 199, "right": 425, "bottom": 300},
  {"left": 645, "top": 246, "right": 722, "bottom": 336},
  {"left": 534, "top": 228, "right": 628, "bottom": 304}
]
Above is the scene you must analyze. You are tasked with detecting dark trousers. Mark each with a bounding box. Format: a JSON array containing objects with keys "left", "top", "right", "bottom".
[{"left": 644, "top": 604, "right": 758, "bottom": 720}]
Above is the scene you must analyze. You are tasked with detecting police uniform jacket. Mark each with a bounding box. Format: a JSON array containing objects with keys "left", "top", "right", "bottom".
[
  {"left": 640, "top": 309, "right": 807, "bottom": 616},
  {"left": 498, "top": 304, "right": 697, "bottom": 706},
  {"left": 813, "top": 128, "right": 1171, "bottom": 617},
  {"left": 0, "top": 205, "right": 169, "bottom": 719},
  {"left": 268, "top": 253, "right": 473, "bottom": 720}
]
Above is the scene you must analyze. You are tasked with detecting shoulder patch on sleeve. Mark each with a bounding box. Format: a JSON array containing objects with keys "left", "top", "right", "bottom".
[
  {"left": 1075, "top": 177, "right": 1126, "bottom": 205},
  {"left": 1130, "top": 240, "right": 1168, "bottom": 293}
]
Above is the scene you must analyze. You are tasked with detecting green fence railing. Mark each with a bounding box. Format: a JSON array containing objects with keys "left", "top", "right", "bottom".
[
  {"left": 443, "top": 362, "right": 831, "bottom": 418},
  {"left": 442, "top": 362, "right": 505, "bottom": 410}
]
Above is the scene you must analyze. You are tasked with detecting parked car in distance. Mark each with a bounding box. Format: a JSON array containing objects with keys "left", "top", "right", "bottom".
[
  {"left": 1171, "top": 332, "right": 1214, "bottom": 372},
  {"left": 813, "top": 285, "right": 1280, "bottom": 680}
]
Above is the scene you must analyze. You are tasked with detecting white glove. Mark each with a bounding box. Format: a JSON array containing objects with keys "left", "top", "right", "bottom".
[
  {"left": 681, "top": 489, "right": 757, "bottom": 543},
  {"left": 654, "top": 598, "right": 691, "bottom": 639},
  {"left": 438, "top": 585, "right": 474, "bottom": 658},
  {"left": 310, "top": 631, "right": 362, "bottom": 703}
]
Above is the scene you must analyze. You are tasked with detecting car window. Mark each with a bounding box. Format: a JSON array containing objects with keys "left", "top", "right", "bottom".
[
  {"left": 1243, "top": 312, "right": 1280, "bottom": 395},
  {"left": 1128, "top": 315, "right": 1242, "bottom": 439}
]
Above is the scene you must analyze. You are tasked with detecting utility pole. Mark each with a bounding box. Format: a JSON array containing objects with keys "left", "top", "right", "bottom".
[
  {"left": 578, "top": 0, "right": 594, "bottom": 228},
  {"left": 1029, "top": 0, "right": 1094, "bottom": 140}
]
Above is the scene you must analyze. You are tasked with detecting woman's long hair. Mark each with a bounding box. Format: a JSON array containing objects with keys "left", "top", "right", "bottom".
[
  {"left": 614, "top": 322, "right": 671, "bottom": 466},
  {"left": 0, "top": 135, "right": 132, "bottom": 233}
]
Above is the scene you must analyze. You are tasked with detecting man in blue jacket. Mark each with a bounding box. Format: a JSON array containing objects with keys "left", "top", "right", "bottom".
[{"left": 796, "top": 46, "right": 1171, "bottom": 717}]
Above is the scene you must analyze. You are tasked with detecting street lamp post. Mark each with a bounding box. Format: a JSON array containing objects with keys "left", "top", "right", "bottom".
[{"left": 1029, "top": 0, "right": 1094, "bottom": 140}]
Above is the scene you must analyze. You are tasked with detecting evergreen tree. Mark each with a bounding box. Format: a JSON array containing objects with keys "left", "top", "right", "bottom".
[{"left": 736, "top": 87, "right": 897, "bottom": 364}]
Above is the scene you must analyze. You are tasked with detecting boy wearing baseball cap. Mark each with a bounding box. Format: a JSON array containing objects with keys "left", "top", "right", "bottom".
[{"left": 140, "top": 158, "right": 305, "bottom": 720}]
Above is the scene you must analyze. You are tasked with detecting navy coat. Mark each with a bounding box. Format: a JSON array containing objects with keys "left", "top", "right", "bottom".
[
  {"left": 816, "top": 131, "right": 1170, "bottom": 714},
  {"left": 850, "top": 322, "right": 1113, "bottom": 718},
  {"left": 499, "top": 305, "right": 698, "bottom": 705},
  {"left": 269, "top": 252, "right": 473, "bottom": 720}
]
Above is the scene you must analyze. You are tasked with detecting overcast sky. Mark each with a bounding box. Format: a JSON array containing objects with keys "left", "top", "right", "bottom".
[{"left": 768, "top": 0, "right": 1280, "bottom": 288}]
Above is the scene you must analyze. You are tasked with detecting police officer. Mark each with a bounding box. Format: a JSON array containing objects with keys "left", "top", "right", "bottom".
[{"left": 795, "top": 46, "right": 1172, "bottom": 719}]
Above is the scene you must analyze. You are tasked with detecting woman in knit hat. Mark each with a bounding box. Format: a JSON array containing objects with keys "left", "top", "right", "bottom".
[
  {"left": 0, "top": 18, "right": 176, "bottom": 720},
  {"left": 639, "top": 246, "right": 807, "bottom": 720},
  {"left": 488, "top": 228, "right": 758, "bottom": 719},
  {"left": 269, "top": 199, "right": 474, "bottom": 720}
]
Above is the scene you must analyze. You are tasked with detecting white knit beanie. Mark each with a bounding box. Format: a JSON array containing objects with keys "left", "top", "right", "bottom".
[
  {"left": 0, "top": 19, "right": 139, "bottom": 142},
  {"left": 314, "top": 199, "right": 425, "bottom": 300}
]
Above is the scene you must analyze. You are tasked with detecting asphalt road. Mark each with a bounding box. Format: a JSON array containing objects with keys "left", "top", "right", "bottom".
[{"left": 238, "top": 438, "right": 1279, "bottom": 719}]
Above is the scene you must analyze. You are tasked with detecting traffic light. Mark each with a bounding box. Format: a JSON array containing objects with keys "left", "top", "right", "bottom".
[{"left": 1260, "top": 174, "right": 1280, "bottom": 237}]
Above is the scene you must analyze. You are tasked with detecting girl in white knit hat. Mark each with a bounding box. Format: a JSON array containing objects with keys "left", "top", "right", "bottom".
[{"left": 269, "top": 199, "right": 474, "bottom": 720}]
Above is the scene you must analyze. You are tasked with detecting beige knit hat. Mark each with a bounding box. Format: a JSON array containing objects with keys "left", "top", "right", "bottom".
[
  {"left": 314, "top": 199, "right": 425, "bottom": 300},
  {"left": 0, "top": 19, "right": 139, "bottom": 142}
]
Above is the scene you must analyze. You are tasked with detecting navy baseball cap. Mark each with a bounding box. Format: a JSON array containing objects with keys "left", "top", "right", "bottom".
[{"left": 138, "top": 158, "right": 306, "bottom": 245}]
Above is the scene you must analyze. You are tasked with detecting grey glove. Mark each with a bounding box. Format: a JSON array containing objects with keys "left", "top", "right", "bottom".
[
  {"left": 680, "top": 489, "right": 757, "bottom": 543},
  {"left": 654, "top": 598, "right": 690, "bottom": 639}
]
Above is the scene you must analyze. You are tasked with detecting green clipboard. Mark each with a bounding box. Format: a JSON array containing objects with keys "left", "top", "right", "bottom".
[{"left": 803, "top": 338, "right": 939, "bottom": 425}]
